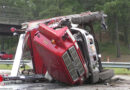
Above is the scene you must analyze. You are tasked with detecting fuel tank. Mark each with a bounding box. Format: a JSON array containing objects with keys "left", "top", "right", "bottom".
[{"left": 33, "top": 23, "right": 88, "bottom": 85}]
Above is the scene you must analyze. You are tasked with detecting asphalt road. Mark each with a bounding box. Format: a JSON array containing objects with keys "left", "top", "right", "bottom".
[{"left": 0, "top": 75, "right": 130, "bottom": 90}]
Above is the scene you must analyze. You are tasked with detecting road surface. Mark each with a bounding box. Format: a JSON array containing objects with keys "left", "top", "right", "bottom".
[{"left": 0, "top": 75, "right": 130, "bottom": 90}]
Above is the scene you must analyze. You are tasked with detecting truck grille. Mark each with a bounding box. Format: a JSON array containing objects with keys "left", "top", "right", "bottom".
[
  {"left": 62, "top": 52, "right": 78, "bottom": 81},
  {"left": 69, "top": 46, "right": 85, "bottom": 76},
  {"left": 62, "top": 46, "right": 85, "bottom": 81}
]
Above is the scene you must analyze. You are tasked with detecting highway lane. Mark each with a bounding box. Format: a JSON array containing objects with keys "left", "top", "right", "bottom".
[{"left": 0, "top": 75, "right": 130, "bottom": 90}]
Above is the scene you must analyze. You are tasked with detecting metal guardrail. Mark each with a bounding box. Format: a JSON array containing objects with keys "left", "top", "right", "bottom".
[
  {"left": 0, "top": 61, "right": 130, "bottom": 69},
  {"left": 0, "top": 60, "right": 31, "bottom": 65},
  {"left": 102, "top": 62, "right": 130, "bottom": 69}
]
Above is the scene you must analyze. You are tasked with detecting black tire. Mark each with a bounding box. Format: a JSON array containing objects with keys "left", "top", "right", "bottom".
[
  {"left": 90, "top": 71, "right": 100, "bottom": 83},
  {"left": 99, "top": 69, "right": 114, "bottom": 81}
]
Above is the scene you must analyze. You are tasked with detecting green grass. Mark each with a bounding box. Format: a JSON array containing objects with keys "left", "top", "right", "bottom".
[
  {"left": 106, "top": 68, "right": 130, "bottom": 75},
  {"left": 0, "top": 64, "right": 30, "bottom": 70},
  {"left": 0, "top": 64, "right": 12, "bottom": 70}
]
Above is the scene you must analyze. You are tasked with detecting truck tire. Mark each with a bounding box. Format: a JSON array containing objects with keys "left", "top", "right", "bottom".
[
  {"left": 99, "top": 69, "right": 114, "bottom": 81},
  {"left": 90, "top": 71, "right": 99, "bottom": 83}
]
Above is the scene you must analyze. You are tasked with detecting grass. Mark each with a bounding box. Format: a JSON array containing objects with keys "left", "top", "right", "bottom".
[
  {"left": 0, "top": 64, "right": 30, "bottom": 70},
  {"left": 106, "top": 68, "right": 130, "bottom": 75},
  {"left": 0, "top": 64, "right": 12, "bottom": 70}
]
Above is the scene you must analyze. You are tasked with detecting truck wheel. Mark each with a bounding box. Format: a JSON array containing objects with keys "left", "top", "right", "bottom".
[
  {"left": 99, "top": 69, "right": 114, "bottom": 81},
  {"left": 89, "top": 71, "right": 99, "bottom": 83}
]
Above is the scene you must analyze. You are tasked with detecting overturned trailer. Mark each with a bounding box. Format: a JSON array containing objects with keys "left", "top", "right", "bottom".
[{"left": 0, "top": 11, "right": 114, "bottom": 85}]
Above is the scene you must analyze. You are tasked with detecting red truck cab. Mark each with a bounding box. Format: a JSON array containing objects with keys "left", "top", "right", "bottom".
[
  {"left": 33, "top": 24, "right": 88, "bottom": 84},
  {"left": 18, "top": 11, "right": 114, "bottom": 85}
]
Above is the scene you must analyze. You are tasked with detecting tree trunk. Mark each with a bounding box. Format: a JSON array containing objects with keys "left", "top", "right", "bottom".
[
  {"left": 115, "top": 18, "right": 120, "bottom": 58},
  {"left": 99, "top": 29, "right": 102, "bottom": 42},
  {"left": 1, "top": 36, "right": 5, "bottom": 51},
  {"left": 128, "top": 31, "right": 130, "bottom": 49},
  {"left": 112, "top": 29, "right": 116, "bottom": 44},
  {"left": 124, "top": 27, "right": 129, "bottom": 47}
]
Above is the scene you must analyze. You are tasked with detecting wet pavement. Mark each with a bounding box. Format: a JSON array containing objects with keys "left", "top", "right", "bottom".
[{"left": 0, "top": 75, "right": 130, "bottom": 90}]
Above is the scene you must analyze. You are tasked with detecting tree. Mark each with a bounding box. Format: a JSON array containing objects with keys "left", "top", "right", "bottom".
[{"left": 103, "top": 0, "right": 130, "bottom": 57}]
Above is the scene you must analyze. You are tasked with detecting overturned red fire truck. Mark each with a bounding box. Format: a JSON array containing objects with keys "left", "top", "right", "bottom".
[{"left": 0, "top": 11, "right": 114, "bottom": 85}]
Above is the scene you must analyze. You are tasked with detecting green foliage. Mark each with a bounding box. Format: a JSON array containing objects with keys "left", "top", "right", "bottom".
[
  {"left": 101, "top": 0, "right": 130, "bottom": 48},
  {"left": 0, "top": 36, "right": 18, "bottom": 54},
  {"left": 0, "top": 0, "right": 129, "bottom": 57},
  {"left": 99, "top": 42, "right": 130, "bottom": 56},
  {"left": 99, "top": 42, "right": 117, "bottom": 56}
]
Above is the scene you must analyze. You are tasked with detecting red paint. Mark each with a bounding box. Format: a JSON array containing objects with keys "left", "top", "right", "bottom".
[
  {"left": 32, "top": 24, "right": 87, "bottom": 85},
  {"left": 26, "top": 30, "right": 46, "bottom": 74},
  {"left": 0, "top": 52, "right": 13, "bottom": 60},
  {"left": 0, "top": 75, "right": 3, "bottom": 82},
  {"left": 10, "top": 27, "right": 16, "bottom": 32}
]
